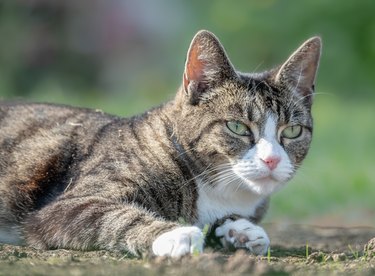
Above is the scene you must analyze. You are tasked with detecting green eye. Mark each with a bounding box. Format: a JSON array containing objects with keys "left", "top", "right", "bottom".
[
  {"left": 226, "top": 121, "right": 251, "bottom": 136},
  {"left": 281, "top": 125, "right": 303, "bottom": 139}
]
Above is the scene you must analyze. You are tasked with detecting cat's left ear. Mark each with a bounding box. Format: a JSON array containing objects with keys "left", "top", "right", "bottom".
[
  {"left": 183, "top": 30, "right": 236, "bottom": 105},
  {"left": 274, "top": 37, "right": 322, "bottom": 105}
]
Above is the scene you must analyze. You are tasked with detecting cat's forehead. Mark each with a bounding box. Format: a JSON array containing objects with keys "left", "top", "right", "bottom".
[
  {"left": 243, "top": 78, "right": 284, "bottom": 120},
  {"left": 218, "top": 76, "right": 307, "bottom": 124}
]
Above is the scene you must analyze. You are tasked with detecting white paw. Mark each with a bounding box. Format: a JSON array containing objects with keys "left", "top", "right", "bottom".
[
  {"left": 215, "top": 219, "right": 270, "bottom": 255},
  {"left": 152, "top": 226, "right": 204, "bottom": 258}
]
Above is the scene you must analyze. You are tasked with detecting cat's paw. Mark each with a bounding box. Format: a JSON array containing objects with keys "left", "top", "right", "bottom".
[
  {"left": 152, "top": 226, "right": 204, "bottom": 258},
  {"left": 215, "top": 219, "right": 270, "bottom": 255}
]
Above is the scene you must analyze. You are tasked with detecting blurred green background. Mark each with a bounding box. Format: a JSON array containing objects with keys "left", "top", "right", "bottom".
[{"left": 0, "top": 0, "right": 374, "bottom": 226}]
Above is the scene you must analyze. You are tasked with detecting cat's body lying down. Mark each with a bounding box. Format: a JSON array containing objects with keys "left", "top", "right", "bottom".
[{"left": 0, "top": 30, "right": 321, "bottom": 258}]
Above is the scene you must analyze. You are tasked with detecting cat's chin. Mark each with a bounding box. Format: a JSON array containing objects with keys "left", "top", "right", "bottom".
[{"left": 240, "top": 175, "right": 286, "bottom": 196}]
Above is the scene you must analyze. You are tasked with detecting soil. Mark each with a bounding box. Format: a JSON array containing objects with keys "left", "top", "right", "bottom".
[{"left": 1, "top": 224, "right": 375, "bottom": 275}]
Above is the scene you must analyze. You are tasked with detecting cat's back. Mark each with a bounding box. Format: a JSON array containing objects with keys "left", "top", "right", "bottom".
[
  {"left": 0, "top": 102, "right": 122, "bottom": 170},
  {"left": 0, "top": 101, "right": 116, "bottom": 130},
  {"left": 0, "top": 102, "right": 120, "bottom": 146}
]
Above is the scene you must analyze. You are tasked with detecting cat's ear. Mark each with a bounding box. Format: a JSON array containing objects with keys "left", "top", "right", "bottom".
[
  {"left": 183, "top": 30, "right": 236, "bottom": 105},
  {"left": 274, "top": 37, "right": 321, "bottom": 105}
]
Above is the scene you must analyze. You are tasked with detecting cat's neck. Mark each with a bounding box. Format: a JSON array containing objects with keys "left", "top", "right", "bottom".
[{"left": 195, "top": 176, "right": 264, "bottom": 227}]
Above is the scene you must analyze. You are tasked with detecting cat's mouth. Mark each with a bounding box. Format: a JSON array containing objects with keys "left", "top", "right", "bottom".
[
  {"left": 232, "top": 169, "right": 286, "bottom": 195},
  {"left": 234, "top": 166, "right": 280, "bottom": 183}
]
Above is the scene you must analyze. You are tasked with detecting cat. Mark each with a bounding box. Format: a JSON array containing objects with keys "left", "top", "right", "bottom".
[{"left": 0, "top": 30, "right": 321, "bottom": 258}]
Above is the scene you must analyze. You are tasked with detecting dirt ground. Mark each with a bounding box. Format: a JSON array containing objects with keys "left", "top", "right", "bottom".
[{"left": 1, "top": 224, "right": 375, "bottom": 276}]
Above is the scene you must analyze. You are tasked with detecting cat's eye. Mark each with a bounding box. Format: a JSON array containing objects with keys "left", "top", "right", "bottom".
[
  {"left": 226, "top": 121, "right": 251, "bottom": 136},
  {"left": 281, "top": 125, "right": 302, "bottom": 139}
]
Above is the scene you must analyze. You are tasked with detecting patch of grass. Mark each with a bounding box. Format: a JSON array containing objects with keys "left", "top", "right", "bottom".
[
  {"left": 348, "top": 244, "right": 360, "bottom": 259},
  {"left": 192, "top": 224, "right": 210, "bottom": 256}
]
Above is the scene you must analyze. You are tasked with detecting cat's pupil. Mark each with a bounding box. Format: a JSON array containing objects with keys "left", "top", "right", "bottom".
[{"left": 235, "top": 122, "right": 240, "bottom": 131}]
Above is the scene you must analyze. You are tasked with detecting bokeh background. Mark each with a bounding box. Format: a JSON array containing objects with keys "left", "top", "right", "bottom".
[{"left": 1, "top": 0, "right": 374, "bottom": 226}]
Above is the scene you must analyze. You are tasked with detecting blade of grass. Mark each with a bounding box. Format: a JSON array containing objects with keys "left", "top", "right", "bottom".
[{"left": 306, "top": 241, "right": 309, "bottom": 259}]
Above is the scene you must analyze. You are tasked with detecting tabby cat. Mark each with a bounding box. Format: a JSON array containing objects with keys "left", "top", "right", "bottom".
[{"left": 0, "top": 30, "right": 321, "bottom": 258}]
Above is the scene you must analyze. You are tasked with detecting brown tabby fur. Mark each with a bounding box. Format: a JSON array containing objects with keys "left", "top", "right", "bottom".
[{"left": 0, "top": 30, "right": 321, "bottom": 256}]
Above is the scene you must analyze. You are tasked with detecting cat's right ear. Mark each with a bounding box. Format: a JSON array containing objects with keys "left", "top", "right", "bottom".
[
  {"left": 274, "top": 37, "right": 322, "bottom": 106},
  {"left": 183, "top": 30, "right": 236, "bottom": 105}
]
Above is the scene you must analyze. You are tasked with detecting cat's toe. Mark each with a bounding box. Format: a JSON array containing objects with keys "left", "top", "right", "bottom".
[
  {"left": 152, "top": 226, "right": 204, "bottom": 258},
  {"left": 244, "top": 230, "right": 270, "bottom": 255},
  {"left": 215, "top": 218, "right": 270, "bottom": 255}
]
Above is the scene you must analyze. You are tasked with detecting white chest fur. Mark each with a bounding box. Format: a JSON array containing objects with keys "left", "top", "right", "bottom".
[{"left": 195, "top": 177, "right": 264, "bottom": 228}]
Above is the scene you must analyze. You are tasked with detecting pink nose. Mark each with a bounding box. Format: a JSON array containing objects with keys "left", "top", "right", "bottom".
[{"left": 261, "top": 156, "right": 281, "bottom": 170}]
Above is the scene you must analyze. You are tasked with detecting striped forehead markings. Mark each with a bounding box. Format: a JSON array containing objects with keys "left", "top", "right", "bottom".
[{"left": 245, "top": 80, "right": 285, "bottom": 122}]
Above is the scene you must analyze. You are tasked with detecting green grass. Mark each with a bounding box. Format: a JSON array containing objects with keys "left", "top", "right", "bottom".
[
  {"left": 306, "top": 241, "right": 309, "bottom": 259},
  {"left": 348, "top": 244, "right": 360, "bottom": 259}
]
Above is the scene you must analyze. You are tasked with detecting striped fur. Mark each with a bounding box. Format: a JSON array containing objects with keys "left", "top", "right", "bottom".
[{"left": 0, "top": 30, "right": 321, "bottom": 257}]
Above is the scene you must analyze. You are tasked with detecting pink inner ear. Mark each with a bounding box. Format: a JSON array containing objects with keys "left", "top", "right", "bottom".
[{"left": 183, "top": 45, "right": 206, "bottom": 92}]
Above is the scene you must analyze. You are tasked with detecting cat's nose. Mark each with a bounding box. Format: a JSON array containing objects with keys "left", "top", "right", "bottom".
[{"left": 261, "top": 156, "right": 281, "bottom": 170}]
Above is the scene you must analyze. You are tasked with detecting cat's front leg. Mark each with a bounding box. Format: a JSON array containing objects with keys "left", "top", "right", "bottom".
[
  {"left": 215, "top": 218, "right": 270, "bottom": 255},
  {"left": 152, "top": 226, "right": 204, "bottom": 257}
]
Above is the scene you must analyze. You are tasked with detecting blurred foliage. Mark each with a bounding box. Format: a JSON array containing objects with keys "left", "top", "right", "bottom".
[
  {"left": 0, "top": 0, "right": 374, "bottom": 106},
  {"left": 0, "top": 0, "right": 374, "bottom": 225}
]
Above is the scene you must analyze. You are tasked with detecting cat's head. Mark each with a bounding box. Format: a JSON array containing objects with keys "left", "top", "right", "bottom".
[{"left": 174, "top": 30, "right": 321, "bottom": 196}]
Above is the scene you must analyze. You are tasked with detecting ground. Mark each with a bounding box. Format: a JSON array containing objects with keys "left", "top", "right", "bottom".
[{"left": 1, "top": 224, "right": 375, "bottom": 275}]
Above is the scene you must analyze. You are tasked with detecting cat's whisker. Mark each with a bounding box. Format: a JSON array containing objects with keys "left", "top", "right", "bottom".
[
  {"left": 209, "top": 173, "right": 238, "bottom": 187},
  {"left": 216, "top": 175, "right": 241, "bottom": 194},
  {"left": 207, "top": 167, "right": 239, "bottom": 184},
  {"left": 175, "top": 144, "right": 201, "bottom": 158},
  {"left": 232, "top": 178, "right": 246, "bottom": 194},
  {"left": 209, "top": 164, "right": 236, "bottom": 174},
  {"left": 251, "top": 61, "right": 265, "bottom": 73},
  {"left": 176, "top": 162, "right": 234, "bottom": 191},
  {"left": 209, "top": 173, "right": 234, "bottom": 184}
]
